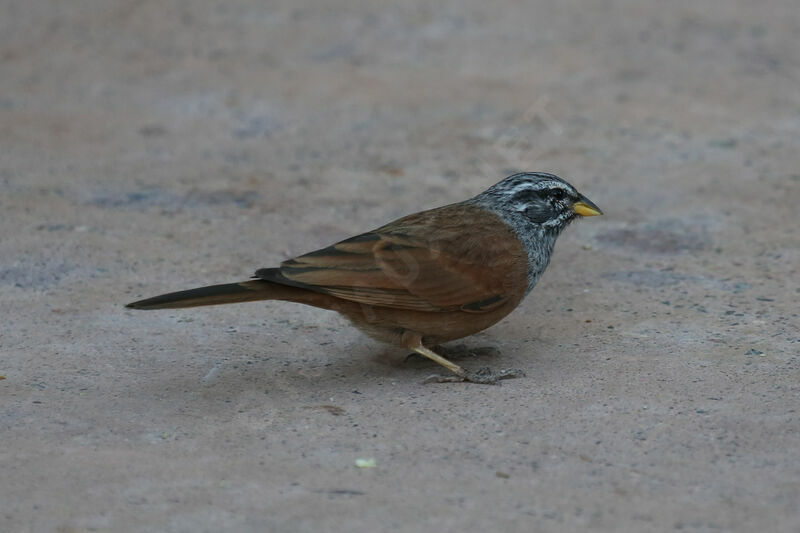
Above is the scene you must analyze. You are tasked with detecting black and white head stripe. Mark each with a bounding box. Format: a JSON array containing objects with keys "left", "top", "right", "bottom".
[
  {"left": 488, "top": 172, "right": 577, "bottom": 198},
  {"left": 476, "top": 172, "right": 580, "bottom": 228}
]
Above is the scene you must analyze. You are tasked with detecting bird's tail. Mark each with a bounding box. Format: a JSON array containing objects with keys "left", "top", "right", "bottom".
[{"left": 126, "top": 280, "right": 286, "bottom": 310}]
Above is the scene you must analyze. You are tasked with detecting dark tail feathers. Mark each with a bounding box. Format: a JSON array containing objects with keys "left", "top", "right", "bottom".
[{"left": 126, "top": 280, "right": 276, "bottom": 310}]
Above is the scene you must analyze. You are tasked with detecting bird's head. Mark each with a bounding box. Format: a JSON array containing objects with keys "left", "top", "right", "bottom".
[{"left": 478, "top": 172, "right": 603, "bottom": 232}]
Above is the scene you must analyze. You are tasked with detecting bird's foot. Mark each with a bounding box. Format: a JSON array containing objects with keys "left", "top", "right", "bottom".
[{"left": 423, "top": 367, "right": 525, "bottom": 385}]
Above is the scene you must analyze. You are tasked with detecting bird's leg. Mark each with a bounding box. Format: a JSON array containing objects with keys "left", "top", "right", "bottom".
[
  {"left": 404, "top": 343, "right": 500, "bottom": 363},
  {"left": 401, "top": 332, "right": 523, "bottom": 385}
]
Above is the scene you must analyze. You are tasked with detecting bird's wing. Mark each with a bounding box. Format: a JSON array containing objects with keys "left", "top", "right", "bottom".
[{"left": 256, "top": 203, "right": 528, "bottom": 313}]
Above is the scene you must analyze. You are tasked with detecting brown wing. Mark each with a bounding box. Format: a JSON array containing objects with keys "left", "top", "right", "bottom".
[{"left": 256, "top": 203, "right": 529, "bottom": 313}]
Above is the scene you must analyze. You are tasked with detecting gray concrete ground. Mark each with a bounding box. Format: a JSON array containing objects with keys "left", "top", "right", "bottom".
[{"left": 1, "top": 1, "right": 799, "bottom": 531}]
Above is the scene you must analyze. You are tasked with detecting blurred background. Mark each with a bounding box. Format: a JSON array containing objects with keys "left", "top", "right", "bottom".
[{"left": 1, "top": 1, "right": 798, "bottom": 531}]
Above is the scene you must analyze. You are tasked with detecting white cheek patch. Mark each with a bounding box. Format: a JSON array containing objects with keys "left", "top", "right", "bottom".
[{"left": 542, "top": 211, "right": 572, "bottom": 228}]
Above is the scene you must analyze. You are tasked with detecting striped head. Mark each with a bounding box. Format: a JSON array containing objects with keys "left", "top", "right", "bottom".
[{"left": 475, "top": 172, "right": 602, "bottom": 232}]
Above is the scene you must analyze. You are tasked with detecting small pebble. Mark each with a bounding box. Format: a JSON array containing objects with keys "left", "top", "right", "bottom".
[{"left": 355, "top": 458, "right": 377, "bottom": 468}]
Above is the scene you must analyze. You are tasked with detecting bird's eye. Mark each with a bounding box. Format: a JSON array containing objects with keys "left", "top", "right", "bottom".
[{"left": 550, "top": 189, "right": 566, "bottom": 201}]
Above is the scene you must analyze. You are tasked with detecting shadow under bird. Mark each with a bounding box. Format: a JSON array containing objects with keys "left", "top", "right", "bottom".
[{"left": 127, "top": 172, "right": 602, "bottom": 384}]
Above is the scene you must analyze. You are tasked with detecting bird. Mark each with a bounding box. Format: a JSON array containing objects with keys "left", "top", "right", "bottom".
[{"left": 126, "top": 172, "right": 602, "bottom": 384}]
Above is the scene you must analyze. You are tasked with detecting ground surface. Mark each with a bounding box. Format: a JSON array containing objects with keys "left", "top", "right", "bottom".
[{"left": 1, "top": 1, "right": 799, "bottom": 532}]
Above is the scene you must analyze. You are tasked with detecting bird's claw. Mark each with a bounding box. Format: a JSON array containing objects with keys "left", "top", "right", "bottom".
[{"left": 423, "top": 367, "right": 525, "bottom": 385}]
